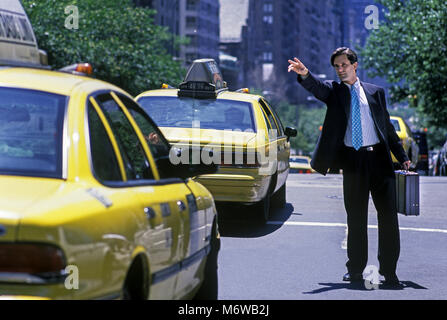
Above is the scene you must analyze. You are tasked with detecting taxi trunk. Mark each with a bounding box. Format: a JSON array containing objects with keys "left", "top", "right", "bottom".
[{"left": 160, "top": 127, "right": 272, "bottom": 203}]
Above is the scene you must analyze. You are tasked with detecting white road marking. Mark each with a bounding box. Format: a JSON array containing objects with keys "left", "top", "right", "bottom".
[
  {"left": 267, "top": 221, "right": 447, "bottom": 234},
  {"left": 286, "top": 182, "right": 342, "bottom": 189}
]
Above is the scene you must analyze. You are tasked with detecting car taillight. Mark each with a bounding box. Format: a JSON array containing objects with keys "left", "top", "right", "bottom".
[
  {"left": 0, "top": 243, "right": 66, "bottom": 281},
  {"left": 306, "top": 169, "right": 311, "bottom": 174},
  {"left": 219, "top": 152, "right": 261, "bottom": 168}
]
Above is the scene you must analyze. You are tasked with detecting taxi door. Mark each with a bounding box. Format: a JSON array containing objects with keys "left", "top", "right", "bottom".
[
  {"left": 88, "top": 91, "right": 188, "bottom": 299},
  {"left": 258, "top": 99, "right": 289, "bottom": 192},
  {"left": 113, "top": 94, "right": 207, "bottom": 299}
]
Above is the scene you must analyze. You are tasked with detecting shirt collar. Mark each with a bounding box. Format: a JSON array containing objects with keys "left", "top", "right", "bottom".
[{"left": 344, "top": 78, "right": 360, "bottom": 90}]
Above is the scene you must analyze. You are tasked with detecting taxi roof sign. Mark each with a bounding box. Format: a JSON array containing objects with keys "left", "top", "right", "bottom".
[
  {"left": 178, "top": 58, "right": 228, "bottom": 99},
  {"left": 0, "top": 0, "right": 41, "bottom": 67}
]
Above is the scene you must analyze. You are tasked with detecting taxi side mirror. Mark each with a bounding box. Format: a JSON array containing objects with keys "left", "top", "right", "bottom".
[{"left": 285, "top": 127, "right": 297, "bottom": 141}]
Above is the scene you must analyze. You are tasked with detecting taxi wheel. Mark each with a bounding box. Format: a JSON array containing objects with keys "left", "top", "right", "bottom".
[
  {"left": 271, "top": 183, "right": 286, "bottom": 208},
  {"left": 122, "top": 255, "right": 149, "bottom": 300},
  {"left": 253, "top": 193, "right": 271, "bottom": 224},
  {"left": 194, "top": 220, "right": 220, "bottom": 300}
]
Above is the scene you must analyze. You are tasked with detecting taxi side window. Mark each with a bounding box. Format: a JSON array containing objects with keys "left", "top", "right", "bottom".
[
  {"left": 259, "top": 99, "right": 280, "bottom": 138},
  {"left": 87, "top": 103, "right": 122, "bottom": 181},
  {"left": 116, "top": 94, "right": 171, "bottom": 161},
  {"left": 259, "top": 103, "right": 272, "bottom": 131},
  {"left": 267, "top": 102, "right": 285, "bottom": 137},
  {"left": 116, "top": 95, "right": 175, "bottom": 180},
  {"left": 95, "top": 94, "right": 154, "bottom": 181}
]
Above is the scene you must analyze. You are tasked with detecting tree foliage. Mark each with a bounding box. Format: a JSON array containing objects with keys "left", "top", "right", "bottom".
[
  {"left": 274, "top": 102, "right": 325, "bottom": 155},
  {"left": 22, "top": 0, "right": 185, "bottom": 96},
  {"left": 361, "top": 0, "right": 447, "bottom": 129}
]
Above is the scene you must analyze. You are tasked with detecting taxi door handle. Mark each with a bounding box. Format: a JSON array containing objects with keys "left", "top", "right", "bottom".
[
  {"left": 144, "top": 207, "right": 156, "bottom": 219},
  {"left": 177, "top": 200, "right": 187, "bottom": 212}
]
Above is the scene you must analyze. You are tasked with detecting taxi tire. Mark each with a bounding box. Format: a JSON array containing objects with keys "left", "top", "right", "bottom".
[
  {"left": 254, "top": 192, "right": 271, "bottom": 224},
  {"left": 122, "top": 255, "right": 149, "bottom": 300},
  {"left": 253, "top": 175, "right": 277, "bottom": 224},
  {"left": 271, "top": 183, "right": 286, "bottom": 208},
  {"left": 194, "top": 220, "right": 220, "bottom": 300}
]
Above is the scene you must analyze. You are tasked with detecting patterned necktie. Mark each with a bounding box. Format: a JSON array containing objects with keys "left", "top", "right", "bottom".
[{"left": 351, "top": 86, "right": 363, "bottom": 150}]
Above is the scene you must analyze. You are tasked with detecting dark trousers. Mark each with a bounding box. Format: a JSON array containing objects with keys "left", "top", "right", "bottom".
[{"left": 341, "top": 143, "right": 400, "bottom": 276}]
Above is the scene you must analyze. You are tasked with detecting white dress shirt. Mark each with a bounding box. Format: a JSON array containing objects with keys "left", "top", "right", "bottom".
[{"left": 344, "top": 78, "right": 380, "bottom": 147}]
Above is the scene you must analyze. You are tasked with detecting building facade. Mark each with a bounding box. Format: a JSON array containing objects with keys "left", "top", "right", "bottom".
[
  {"left": 241, "top": 0, "right": 344, "bottom": 105},
  {"left": 134, "top": 0, "right": 220, "bottom": 67}
]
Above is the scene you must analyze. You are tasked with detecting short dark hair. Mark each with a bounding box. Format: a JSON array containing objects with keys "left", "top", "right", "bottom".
[{"left": 330, "top": 47, "right": 358, "bottom": 66}]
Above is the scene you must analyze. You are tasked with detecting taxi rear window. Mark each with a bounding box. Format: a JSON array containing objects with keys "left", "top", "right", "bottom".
[
  {"left": 291, "top": 158, "right": 309, "bottom": 164},
  {"left": 0, "top": 87, "right": 66, "bottom": 178},
  {"left": 138, "top": 96, "right": 255, "bottom": 132}
]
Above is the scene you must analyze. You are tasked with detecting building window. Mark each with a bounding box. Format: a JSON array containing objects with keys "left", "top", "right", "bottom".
[
  {"left": 186, "top": 16, "right": 196, "bottom": 28},
  {"left": 187, "top": 0, "right": 196, "bottom": 10},
  {"left": 263, "top": 52, "right": 272, "bottom": 62},
  {"left": 263, "top": 15, "right": 273, "bottom": 24},
  {"left": 187, "top": 34, "right": 197, "bottom": 46},
  {"left": 263, "top": 3, "right": 273, "bottom": 12}
]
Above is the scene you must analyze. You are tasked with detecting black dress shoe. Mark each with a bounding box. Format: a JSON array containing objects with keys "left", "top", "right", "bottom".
[
  {"left": 382, "top": 274, "right": 404, "bottom": 288},
  {"left": 343, "top": 272, "right": 363, "bottom": 282}
]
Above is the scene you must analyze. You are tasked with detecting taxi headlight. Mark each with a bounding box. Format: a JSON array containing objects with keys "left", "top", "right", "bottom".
[{"left": 0, "top": 243, "right": 67, "bottom": 283}]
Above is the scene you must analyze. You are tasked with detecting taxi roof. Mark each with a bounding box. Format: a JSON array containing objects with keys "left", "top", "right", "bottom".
[{"left": 0, "top": 67, "right": 124, "bottom": 96}]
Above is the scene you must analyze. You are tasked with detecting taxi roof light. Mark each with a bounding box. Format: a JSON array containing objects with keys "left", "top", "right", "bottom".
[
  {"left": 59, "top": 63, "right": 93, "bottom": 76},
  {"left": 178, "top": 58, "right": 228, "bottom": 99},
  {"left": 236, "top": 88, "right": 250, "bottom": 93}
]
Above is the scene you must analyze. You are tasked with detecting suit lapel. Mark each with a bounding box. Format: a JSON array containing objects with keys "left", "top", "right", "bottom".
[{"left": 361, "top": 82, "right": 379, "bottom": 121}]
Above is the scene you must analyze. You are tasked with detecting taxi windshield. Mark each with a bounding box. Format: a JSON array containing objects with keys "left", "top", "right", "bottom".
[
  {"left": 138, "top": 96, "right": 255, "bottom": 132},
  {"left": 0, "top": 87, "right": 66, "bottom": 178}
]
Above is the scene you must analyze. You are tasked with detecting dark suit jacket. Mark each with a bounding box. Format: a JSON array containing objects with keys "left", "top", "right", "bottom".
[{"left": 297, "top": 72, "right": 409, "bottom": 176}]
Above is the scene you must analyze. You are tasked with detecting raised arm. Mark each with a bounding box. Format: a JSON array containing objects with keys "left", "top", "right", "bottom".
[{"left": 288, "top": 57, "right": 332, "bottom": 103}]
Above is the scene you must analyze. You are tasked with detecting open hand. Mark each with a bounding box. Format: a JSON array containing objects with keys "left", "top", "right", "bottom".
[{"left": 288, "top": 57, "right": 309, "bottom": 76}]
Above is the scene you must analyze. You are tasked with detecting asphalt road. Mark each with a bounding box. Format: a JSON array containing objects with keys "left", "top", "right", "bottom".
[{"left": 217, "top": 173, "right": 447, "bottom": 300}]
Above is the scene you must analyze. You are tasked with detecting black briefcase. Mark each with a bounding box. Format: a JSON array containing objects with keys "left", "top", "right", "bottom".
[{"left": 395, "top": 170, "right": 420, "bottom": 216}]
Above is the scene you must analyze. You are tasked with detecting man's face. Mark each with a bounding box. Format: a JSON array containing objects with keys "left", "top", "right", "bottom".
[{"left": 333, "top": 54, "right": 358, "bottom": 84}]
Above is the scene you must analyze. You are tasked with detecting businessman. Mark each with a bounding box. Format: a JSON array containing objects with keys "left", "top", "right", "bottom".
[{"left": 288, "top": 47, "right": 410, "bottom": 287}]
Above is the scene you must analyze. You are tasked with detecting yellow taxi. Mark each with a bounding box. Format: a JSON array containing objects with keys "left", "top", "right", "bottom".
[
  {"left": 289, "top": 155, "right": 315, "bottom": 174},
  {"left": 0, "top": 0, "right": 219, "bottom": 300},
  {"left": 390, "top": 116, "right": 419, "bottom": 169},
  {"left": 136, "top": 59, "right": 297, "bottom": 223}
]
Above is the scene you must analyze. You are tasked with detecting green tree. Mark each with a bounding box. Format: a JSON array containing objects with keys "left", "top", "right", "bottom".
[
  {"left": 22, "top": 0, "right": 185, "bottom": 96},
  {"left": 274, "top": 102, "right": 325, "bottom": 155},
  {"left": 361, "top": 0, "right": 447, "bottom": 130}
]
